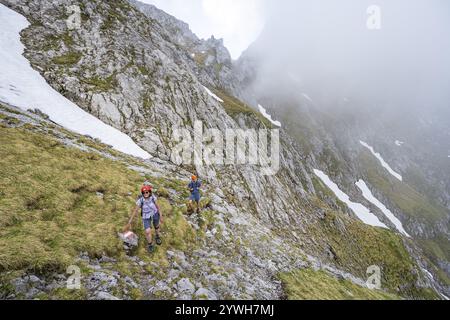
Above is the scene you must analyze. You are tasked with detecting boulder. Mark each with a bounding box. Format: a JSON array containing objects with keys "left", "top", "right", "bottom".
[
  {"left": 176, "top": 278, "right": 195, "bottom": 295},
  {"left": 195, "top": 288, "right": 218, "bottom": 300},
  {"left": 119, "top": 231, "right": 139, "bottom": 249},
  {"left": 96, "top": 291, "right": 120, "bottom": 300}
]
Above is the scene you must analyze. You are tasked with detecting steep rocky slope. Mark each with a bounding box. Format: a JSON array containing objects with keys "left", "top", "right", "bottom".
[
  {"left": 237, "top": 47, "right": 450, "bottom": 292},
  {"left": 0, "top": 0, "right": 448, "bottom": 299},
  {"left": 0, "top": 102, "right": 415, "bottom": 300}
]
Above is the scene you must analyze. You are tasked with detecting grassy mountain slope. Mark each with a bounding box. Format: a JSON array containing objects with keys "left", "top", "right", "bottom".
[
  {"left": 0, "top": 104, "right": 201, "bottom": 299},
  {"left": 1, "top": 104, "right": 441, "bottom": 300},
  {"left": 280, "top": 269, "right": 399, "bottom": 300}
]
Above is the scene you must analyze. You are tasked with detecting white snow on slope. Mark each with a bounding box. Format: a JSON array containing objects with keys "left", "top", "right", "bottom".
[
  {"left": 0, "top": 4, "right": 150, "bottom": 159},
  {"left": 202, "top": 85, "right": 224, "bottom": 103},
  {"left": 421, "top": 268, "right": 434, "bottom": 280},
  {"left": 313, "top": 169, "right": 387, "bottom": 228},
  {"left": 302, "top": 93, "right": 313, "bottom": 103},
  {"left": 395, "top": 140, "right": 404, "bottom": 147},
  {"left": 258, "top": 104, "right": 281, "bottom": 127},
  {"left": 356, "top": 180, "right": 410, "bottom": 237},
  {"left": 360, "top": 141, "right": 403, "bottom": 181}
]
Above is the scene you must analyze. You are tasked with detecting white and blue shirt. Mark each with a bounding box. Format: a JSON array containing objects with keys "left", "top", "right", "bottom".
[{"left": 136, "top": 195, "right": 158, "bottom": 219}]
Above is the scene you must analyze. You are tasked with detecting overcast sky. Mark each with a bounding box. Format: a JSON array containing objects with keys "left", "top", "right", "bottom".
[
  {"left": 140, "top": 0, "right": 450, "bottom": 116},
  {"left": 140, "top": 0, "right": 265, "bottom": 59}
]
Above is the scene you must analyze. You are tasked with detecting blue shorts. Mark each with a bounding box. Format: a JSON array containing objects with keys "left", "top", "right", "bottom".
[
  {"left": 143, "top": 213, "right": 160, "bottom": 231},
  {"left": 190, "top": 193, "right": 201, "bottom": 202}
]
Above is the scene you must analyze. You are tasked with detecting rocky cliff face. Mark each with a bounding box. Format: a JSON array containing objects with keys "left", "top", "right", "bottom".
[{"left": 0, "top": 0, "right": 448, "bottom": 300}]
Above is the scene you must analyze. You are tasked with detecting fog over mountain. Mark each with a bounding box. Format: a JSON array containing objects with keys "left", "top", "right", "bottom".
[{"left": 244, "top": 0, "right": 450, "bottom": 116}]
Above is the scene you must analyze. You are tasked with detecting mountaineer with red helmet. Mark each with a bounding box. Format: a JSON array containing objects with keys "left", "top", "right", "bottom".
[{"left": 126, "top": 182, "right": 163, "bottom": 253}]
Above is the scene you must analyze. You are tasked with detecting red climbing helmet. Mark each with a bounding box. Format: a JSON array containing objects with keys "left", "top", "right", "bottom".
[{"left": 141, "top": 185, "right": 152, "bottom": 194}]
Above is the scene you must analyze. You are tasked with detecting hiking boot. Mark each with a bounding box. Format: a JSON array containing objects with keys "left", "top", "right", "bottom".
[
  {"left": 155, "top": 235, "right": 162, "bottom": 246},
  {"left": 147, "top": 243, "right": 155, "bottom": 253}
]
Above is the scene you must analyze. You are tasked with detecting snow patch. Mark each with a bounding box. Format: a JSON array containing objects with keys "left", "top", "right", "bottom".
[
  {"left": 356, "top": 180, "right": 410, "bottom": 237},
  {"left": 421, "top": 268, "right": 434, "bottom": 280},
  {"left": 202, "top": 86, "right": 224, "bottom": 103},
  {"left": 302, "top": 93, "right": 313, "bottom": 103},
  {"left": 258, "top": 104, "right": 281, "bottom": 127},
  {"left": 313, "top": 169, "right": 387, "bottom": 228},
  {"left": 395, "top": 140, "right": 404, "bottom": 147},
  {"left": 360, "top": 141, "right": 403, "bottom": 181},
  {"left": 0, "top": 4, "right": 150, "bottom": 159}
]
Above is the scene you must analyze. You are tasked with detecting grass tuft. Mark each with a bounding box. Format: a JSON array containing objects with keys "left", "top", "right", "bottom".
[
  {"left": 280, "top": 268, "right": 400, "bottom": 300},
  {"left": 52, "top": 52, "right": 82, "bottom": 65}
]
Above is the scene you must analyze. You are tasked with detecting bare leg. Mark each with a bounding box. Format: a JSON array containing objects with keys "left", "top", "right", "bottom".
[
  {"left": 145, "top": 228, "right": 153, "bottom": 244},
  {"left": 188, "top": 200, "right": 194, "bottom": 215}
]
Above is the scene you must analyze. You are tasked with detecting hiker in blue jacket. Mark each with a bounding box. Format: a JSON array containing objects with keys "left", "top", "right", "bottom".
[{"left": 188, "top": 175, "right": 202, "bottom": 214}]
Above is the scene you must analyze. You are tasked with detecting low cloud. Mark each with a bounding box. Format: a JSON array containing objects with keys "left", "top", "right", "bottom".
[{"left": 245, "top": 0, "right": 450, "bottom": 114}]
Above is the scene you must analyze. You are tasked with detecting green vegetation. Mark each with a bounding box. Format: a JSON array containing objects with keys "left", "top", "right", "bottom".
[
  {"left": 82, "top": 75, "right": 118, "bottom": 92},
  {"left": 50, "top": 287, "right": 88, "bottom": 300},
  {"left": 40, "top": 34, "right": 60, "bottom": 52},
  {"left": 316, "top": 211, "right": 415, "bottom": 290},
  {"left": 417, "top": 237, "right": 450, "bottom": 286},
  {"left": 319, "top": 147, "right": 345, "bottom": 177},
  {"left": 193, "top": 51, "right": 209, "bottom": 66},
  {"left": 99, "top": 0, "right": 132, "bottom": 31},
  {"left": 61, "top": 32, "right": 74, "bottom": 47},
  {"left": 212, "top": 90, "right": 272, "bottom": 127},
  {"left": 280, "top": 269, "right": 400, "bottom": 300},
  {"left": 311, "top": 176, "right": 347, "bottom": 212},
  {"left": 0, "top": 104, "right": 23, "bottom": 115},
  {"left": 405, "top": 166, "right": 444, "bottom": 205},
  {"left": 138, "top": 65, "right": 154, "bottom": 78},
  {"left": 147, "top": 176, "right": 190, "bottom": 200},
  {"left": 418, "top": 237, "right": 450, "bottom": 263},
  {"left": 198, "top": 210, "right": 217, "bottom": 233},
  {"left": 359, "top": 147, "right": 450, "bottom": 290},
  {"left": 360, "top": 152, "right": 447, "bottom": 222},
  {"left": 52, "top": 52, "right": 82, "bottom": 65},
  {"left": 214, "top": 63, "right": 224, "bottom": 76},
  {"left": 142, "top": 93, "right": 153, "bottom": 110},
  {"left": 156, "top": 187, "right": 169, "bottom": 199},
  {"left": 1, "top": 116, "right": 20, "bottom": 126},
  {"left": 0, "top": 125, "right": 196, "bottom": 275},
  {"left": 305, "top": 198, "right": 440, "bottom": 299}
]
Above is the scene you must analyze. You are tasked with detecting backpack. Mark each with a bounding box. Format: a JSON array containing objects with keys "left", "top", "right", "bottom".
[{"left": 137, "top": 195, "right": 158, "bottom": 217}]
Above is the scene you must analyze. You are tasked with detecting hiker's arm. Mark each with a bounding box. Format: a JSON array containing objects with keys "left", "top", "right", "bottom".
[
  {"left": 125, "top": 205, "right": 140, "bottom": 230},
  {"left": 156, "top": 202, "right": 163, "bottom": 224}
]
